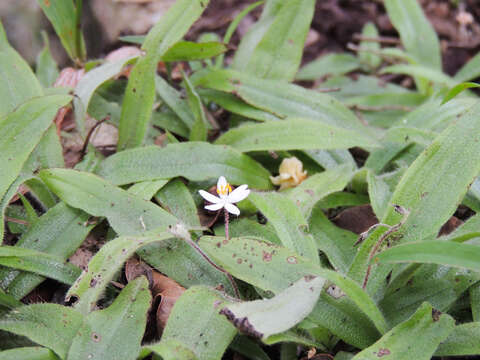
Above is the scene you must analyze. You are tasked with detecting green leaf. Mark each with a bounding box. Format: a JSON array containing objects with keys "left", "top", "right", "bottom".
[
  {"left": 127, "top": 179, "right": 168, "bottom": 201},
  {"left": 229, "top": 336, "right": 270, "bottom": 360},
  {"left": 96, "top": 142, "right": 273, "bottom": 189},
  {"left": 215, "top": 118, "right": 378, "bottom": 152},
  {"left": 0, "top": 347, "right": 58, "bottom": 360},
  {"left": 233, "top": 0, "right": 315, "bottom": 81},
  {"left": 159, "top": 286, "right": 237, "bottom": 360},
  {"left": 441, "top": 82, "right": 480, "bottom": 105},
  {"left": 184, "top": 72, "right": 208, "bottom": 141},
  {"left": 37, "top": 0, "right": 86, "bottom": 62},
  {"left": 155, "top": 75, "right": 195, "bottom": 130},
  {"left": 39, "top": 169, "right": 177, "bottom": 236},
  {"left": 375, "top": 240, "right": 480, "bottom": 272},
  {"left": 0, "top": 95, "right": 71, "bottom": 239},
  {"left": 0, "top": 21, "right": 43, "bottom": 117},
  {"left": 117, "top": 0, "right": 209, "bottom": 150},
  {"left": 68, "top": 277, "right": 151, "bottom": 360},
  {"left": 0, "top": 95, "right": 71, "bottom": 200},
  {"left": 67, "top": 232, "right": 172, "bottom": 315},
  {"left": 0, "top": 288, "right": 22, "bottom": 309},
  {"left": 199, "top": 236, "right": 388, "bottom": 335},
  {"left": 435, "top": 322, "right": 480, "bottom": 356},
  {"left": 455, "top": 52, "right": 480, "bottom": 82},
  {"left": 74, "top": 56, "right": 138, "bottom": 135},
  {"left": 352, "top": 303, "right": 455, "bottom": 360},
  {"left": 143, "top": 339, "right": 197, "bottom": 360},
  {"left": 198, "top": 89, "right": 281, "bottom": 122},
  {"left": 215, "top": 1, "right": 264, "bottom": 68},
  {"left": 221, "top": 276, "right": 325, "bottom": 339},
  {"left": 380, "top": 264, "right": 478, "bottom": 326},
  {"left": 442, "top": 213, "right": 480, "bottom": 243},
  {"left": 381, "top": 64, "right": 457, "bottom": 88},
  {"left": 358, "top": 23, "right": 381, "bottom": 70},
  {"left": 383, "top": 0, "right": 441, "bottom": 69},
  {"left": 0, "top": 303, "right": 83, "bottom": 359},
  {"left": 248, "top": 192, "right": 318, "bottom": 263},
  {"left": 0, "top": 202, "right": 91, "bottom": 300},
  {"left": 154, "top": 179, "right": 201, "bottom": 228},
  {"left": 349, "top": 101, "right": 480, "bottom": 291},
  {"left": 0, "top": 246, "right": 81, "bottom": 285},
  {"left": 162, "top": 41, "right": 227, "bottom": 61},
  {"left": 309, "top": 205, "right": 357, "bottom": 274},
  {"left": 193, "top": 69, "right": 368, "bottom": 133},
  {"left": 36, "top": 32, "right": 59, "bottom": 88},
  {"left": 296, "top": 54, "right": 360, "bottom": 81},
  {"left": 287, "top": 164, "right": 354, "bottom": 218}
]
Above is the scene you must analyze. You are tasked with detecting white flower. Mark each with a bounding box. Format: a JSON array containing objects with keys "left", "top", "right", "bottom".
[{"left": 199, "top": 176, "right": 250, "bottom": 216}]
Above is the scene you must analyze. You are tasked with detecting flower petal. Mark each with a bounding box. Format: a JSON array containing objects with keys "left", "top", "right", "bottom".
[
  {"left": 217, "top": 176, "right": 227, "bottom": 190},
  {"left": 199, "top": 190, "right": 221, "bottom": 204},
  {"left": 225, "top": 202, "right": 240, "bottom": 216},
  {"left": 205, "top": 202, "right": 225, "bottom": 211},
  {"left": 227, "top": 185, "right": 250, "bottom": 203}
]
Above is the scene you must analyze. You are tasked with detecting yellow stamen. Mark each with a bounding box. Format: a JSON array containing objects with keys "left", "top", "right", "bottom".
[{"left": 217, "top": 183, "right": 232, "bottom": 196}]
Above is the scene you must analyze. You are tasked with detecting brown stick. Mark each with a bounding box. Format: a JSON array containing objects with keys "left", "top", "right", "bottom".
[{"left": 353, "top": 34, "right": 401, "bottom": 45}]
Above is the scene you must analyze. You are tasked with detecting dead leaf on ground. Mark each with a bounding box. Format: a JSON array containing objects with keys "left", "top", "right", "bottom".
[
  {"left": 125, "top": 258, "right": 185, "bottom": 334},
  {"left": 332, "top": 204, "right": 378, "bottom": 235}
]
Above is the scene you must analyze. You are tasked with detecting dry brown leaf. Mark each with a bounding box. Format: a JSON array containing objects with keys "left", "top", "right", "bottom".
[{"left": 125, "top": 258, "right": 185, "bottom": 333}]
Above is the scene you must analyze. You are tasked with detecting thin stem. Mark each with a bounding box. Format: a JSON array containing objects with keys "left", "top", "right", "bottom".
[
  {"left": 224, "top": 208, "right": 230, "bottom": 241},
  {"left": 362, "top": 206, "right": 410, "bottom": 289}
]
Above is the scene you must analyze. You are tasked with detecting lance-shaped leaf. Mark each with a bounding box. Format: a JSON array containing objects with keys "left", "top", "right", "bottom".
[
  {"left": 74, "top": 56, "right": 138, "bottom": 134},
  {"left": 117, "top": 0, "right": 209, "bottom": 149},
  {"left": 37, "top": 0, "right": 86, "bottom": 61},
  {"left": 0, "top": 21, "right": 43, "bottom": 117},
  {"left": 384, "top": 0, "right": 441, "bottom": 69},
  {"left": 198, "top": 236, "right": 388, "bottom": 335},
  {"left": 0, "top": 202, "right": 91, "bottom": 300},
  {"left": 0, "top": 246, "right": 81, "bottom": 285},
  {"left": 374, "top": 240, "right": 480, "bottom": 272},
  {"left": 352, "top": 303, "right": 455, "bottom": 360},
  {"left": 215, "top": 118, "right": 377, "bottom": 152},
  {"left": 0, "top": 125, "right": 64, "bottom": 243},
  {"left": 248, "top": 192, "right": 319, "bottom": 263},
  {"left": 96, "top": 142, "right": 272, "bottom": 189},
  {"left": 193, "top": 69, "right": 369, "bottom": 133},
  {"left": 158, "top": 286, "right": 237, "bottom": 360},
  {"left": 67, "top": 232, "right": 172, "bottom": 315},
  {"left": 233, "top": 0, "right": 315, "bottom": 81},
  {"left": 296, "top": 53, "right": 360, "bottom": 81},
  {"left": 287, "top": 164, "right": 354, "bottom": 218},
  {"left": 0, "top": 304, "right": 83, "bottom": 359},
  {"left": 0, "top": 95, "right": 71, "bottom": 206},
  {"left": 221, "top": 275, "right": 325, "bottom": 339},
  {"left": 68, "top": 277, "right": 151, "bottom": 360},
  {"left": 349, "top": 101, "right": 480, "bottom": 290},
  {"left": 39, "top": 169, "right": 177, "bottom": 235}
]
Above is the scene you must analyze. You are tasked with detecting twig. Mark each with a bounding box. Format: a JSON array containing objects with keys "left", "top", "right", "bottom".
[
  {"left": 348, "top": 104, "right": 414, "bottom": 112},
  {"left": 362, "top": 205, "right": 410, "bottom": 289},
  {"left": 316, "top": 87, "right": 341, "bottom": 93},
  {"left": 79, "top": 116, "right": 109, "bottom": 160},
  {"left": 353, "top": 34, "right": 401, "bottom": 45},
  {"left": 4, "top": 216, "right": 29, "bottom": 226}
]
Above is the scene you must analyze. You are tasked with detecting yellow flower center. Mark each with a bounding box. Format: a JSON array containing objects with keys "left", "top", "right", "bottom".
[{"left": 217, "top": 183, "right": 232, "bottom": 196}]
